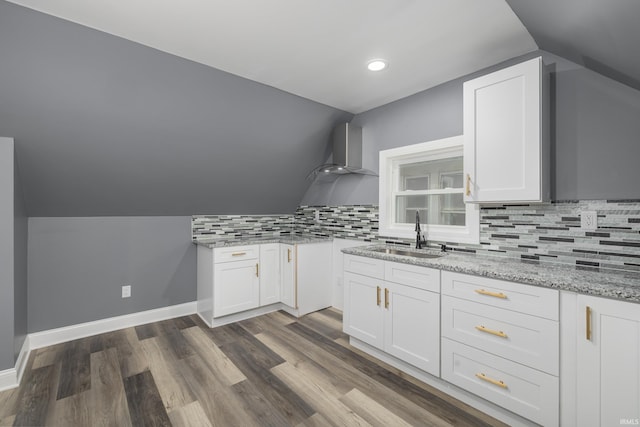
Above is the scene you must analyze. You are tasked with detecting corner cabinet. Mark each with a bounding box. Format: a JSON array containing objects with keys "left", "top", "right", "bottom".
[
  {"left": 197, "top": 241, "right": 333, "bottom": 327},
  {"left": 574, "top": 295, "right": 640, "bottom": 427},
  {"left": 463, "top": 56, "right": 549, "bottom": 203},
  {"left": 280, "top": 241, "right": 333, "bottom": 316},
  {"left": 343, "top": 255, "right": 440, "bottom": 376}
]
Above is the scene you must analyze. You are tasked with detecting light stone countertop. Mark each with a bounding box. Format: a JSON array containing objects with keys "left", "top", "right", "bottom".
[
  {"left": 193, "top": 235, "right": 332, "bottom": 248},
  {"left": 342, "top": 244, "right": 640, "bottom": 304}
]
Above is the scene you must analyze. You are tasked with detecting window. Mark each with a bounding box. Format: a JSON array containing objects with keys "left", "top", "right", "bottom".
[{"left": 379, "top": 135, "right": 479, "bottom": 244}]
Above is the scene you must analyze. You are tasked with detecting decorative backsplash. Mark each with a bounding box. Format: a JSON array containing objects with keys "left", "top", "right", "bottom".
[
  {"left": 193, "top": 200, "right": 640, "bottom": 272},
  {"left": 192, "top": 214, "right": 294, "bottom": 240}
]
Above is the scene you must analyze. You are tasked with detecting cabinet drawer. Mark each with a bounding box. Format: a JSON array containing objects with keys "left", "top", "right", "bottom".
[
  {"left": 214, "top": 245, "right": 259, "bottom": 263},
  {"left": 344, "top": 254, "right": 385, "bottom": 279},
  {"left": 441, "top": 271, "right": 558, "bottom": 320},
  {"left": 385, "top": 262, "right": 439, "bottom": 292},
  {"left": 442, "top": 338, "right": 559, "bottom": 427},
  {"left": 442, "top": 296, "right": 558, "bottom": 375}
]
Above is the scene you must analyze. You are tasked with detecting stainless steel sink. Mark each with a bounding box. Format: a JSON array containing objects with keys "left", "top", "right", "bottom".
[{"left": 370, "top": 247, "right": 445, "bottom": 259}]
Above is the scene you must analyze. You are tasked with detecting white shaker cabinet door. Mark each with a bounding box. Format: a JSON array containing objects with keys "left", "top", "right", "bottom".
[
  {"left": 576, "top": 295, "right": 640, "bottom": 427},
  {"left": 280, "top": 244, "right": 296, "bottom": 308},
  {"left": 343, "top": 271, "right": 384, "bottom": 349},
  {"left": 259, "top": 243, "right": 280, "bottom": 306},
  {"left": 384, "top": 283, "right": 440, "bottom": 376},
  {"left": 464, "top": 56, "right": 548, "bottom": 203},
  {"left": 213, "top": 259, "right": 260, "bottom": 318}
]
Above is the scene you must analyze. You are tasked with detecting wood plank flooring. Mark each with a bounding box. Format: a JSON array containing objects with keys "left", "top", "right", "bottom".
[{"left": 0, "top": 309, "right": 508, "bottom": 426}]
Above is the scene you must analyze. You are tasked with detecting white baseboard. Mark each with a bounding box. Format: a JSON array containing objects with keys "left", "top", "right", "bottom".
[
  {"left": 29, "top": 301, "right": 197, "bottom": 350},
  {"left": 1, "top": 302, "right": 196, "bottom": 391},
  {"left": 0, "top": 336, "right": 31, "bottom": 392}
]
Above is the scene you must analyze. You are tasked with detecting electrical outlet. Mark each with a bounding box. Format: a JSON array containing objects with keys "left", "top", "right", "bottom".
[
  {"left": 122, "top": 285, "right": 131, "bottom": 298},
  {"left": 581, "top": 211, "right": 598, "bottom": 230}
]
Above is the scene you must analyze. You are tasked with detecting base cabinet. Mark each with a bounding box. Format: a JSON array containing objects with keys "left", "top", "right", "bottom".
[
  {"left": 384, "top": 282, "right": 440, "bottom": 373},
  {"left": 576, "top": 295, "right": 640, "bottom": 427},
  {"left": 259, "top": 243, "right": 280, "bottom": 306},
  {"left": 343, "top": 272, "right": 384, "bottom": 348},
  {"left": 441, "top": 271, "right": 559, "bottom": 426},
  {"left": 293, "top": 242, "right": 333, "bottom": 316},
  {"left": 213, "top": 258, "right": 259, "bottom": 317},
  {"left": 280, "top": 244, "right": 296, "bottom": 308},
  {"left": 197, "top": 241, "right": 332, "bottom": 326},
  {"left": 343, "top": 255, "right": 440, "bottom": 376}
]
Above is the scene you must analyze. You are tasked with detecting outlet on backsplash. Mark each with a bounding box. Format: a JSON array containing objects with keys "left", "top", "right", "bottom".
[{"left": 581, "top": 211, "right": 598, "bottom": 230}]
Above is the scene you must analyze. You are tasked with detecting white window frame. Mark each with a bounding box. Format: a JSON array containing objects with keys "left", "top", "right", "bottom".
[{"left": 379, "top": 135, "right": 479, "bottom": 244}]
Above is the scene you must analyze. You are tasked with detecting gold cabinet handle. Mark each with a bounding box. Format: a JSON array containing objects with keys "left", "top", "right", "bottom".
[
  {"left": 384, "top": 288, "right": 389, "bottom": 309},
  {"left": 255, "top": 263, "right": 259, "bottom": 277},
  {"left": 475, "top": 325, "right": 508, "bottom": 338},
  {"left": 476, "top": 373, "right": 507, "bottom": 389},
  {"left": 465, "top": 174, "right": 471, "bottom": 196},
  {"left": 475, "top": 289, "right": 507, "bottom": 299},
  {"left": 586, "top": 306, "right": 592, "bottom": 341},
  {"left": 376, "top": 286, "right": 381, "bottom": 307},
  {"left": 287, "top": 248, "right": 291, "bottom": 263},
  {"left": 232, "top": 252, "right": 247, "bottom": 257}
]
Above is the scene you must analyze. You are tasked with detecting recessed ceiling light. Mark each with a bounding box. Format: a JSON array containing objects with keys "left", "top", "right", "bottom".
[{"left": 367, "top": 59, "right": 387, "bottom": 72}]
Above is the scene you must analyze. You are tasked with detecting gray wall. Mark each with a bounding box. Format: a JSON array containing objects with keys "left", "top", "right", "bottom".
[
  {"left": 507, "top": 0, "right": 640, "bottom": 92},
  {"left": 28, "top": 217, "right": 196, "bottom": 332},
  {"left": 0, "top": 137, "right": 14, "bottom": 370},
  {"left": 13, "top": 148, "right": 27, "bottom": 361},
  {"left": 302, "top": 50, "right": 640, "bottom": 205},
  {"left": 0, "top": 1, "right": 351, "bottom": 217}
]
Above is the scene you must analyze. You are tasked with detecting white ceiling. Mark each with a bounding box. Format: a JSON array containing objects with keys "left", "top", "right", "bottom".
[{"left": 7, "top": 0, "right": 538, "bottom": 113}]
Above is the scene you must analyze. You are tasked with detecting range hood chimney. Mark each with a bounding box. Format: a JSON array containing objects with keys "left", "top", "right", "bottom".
[{"left": 307, "top": 123, "right": 377, "bottom": 180}]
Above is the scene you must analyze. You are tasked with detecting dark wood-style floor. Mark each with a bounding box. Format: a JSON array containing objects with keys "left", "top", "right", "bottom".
[{"left": 0, "top": 309, "right": 507, "bottom": 426}]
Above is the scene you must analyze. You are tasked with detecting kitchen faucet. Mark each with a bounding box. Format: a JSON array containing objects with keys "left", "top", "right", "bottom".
[{"left": 415, "top": 212, "right": 427, "bottom": 249}]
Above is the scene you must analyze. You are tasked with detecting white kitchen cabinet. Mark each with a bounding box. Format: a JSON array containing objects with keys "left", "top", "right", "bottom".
[
  {"left": 463, "top": 56, "right": 549, "bottom": 203},
  {"left": 213, "top": 257, "right": 260, "bottom": 317},
  {"left": 259, "top": 243, "right": 280, "bottom": 306},
  {"left": 197, "top": 243, "right": 278, "bottom": 325},
  {"left": 343, "top": 271, "right": 384, "bottom": 348},
  {"left": 441, "top": 271, "right": 559, "bottom": 426},
  {"left": 280, "top": 244, "right": 296, "bottom": 308},
  {"left": 343, "top": 255, "right": 440, "bottom": 376},
  {"left": 575, "top": 295, "right": 640, "bottom": 427},
  {"left": 295, "top": 241, "right": 333, "bottom": 316},
  {"left": 384, "top": 281, "right": 440, "bottom": 374}
]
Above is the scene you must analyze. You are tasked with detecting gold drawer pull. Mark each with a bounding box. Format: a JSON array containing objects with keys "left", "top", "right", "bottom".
[
  {"left": 376, "top": 286, "right": 381, "bottom": 307},
  {"left": 255, "top": 263, "right": 259, "bottom": 277},
  {"left": 476, "top": 373, "right": 507, "bottom": 389},
  {"left": 287, "top": 248, "right": 291, "bottom": 263},
  {"left": 384, "top": 288, "right": 389, "bottom": 309},
  {"left": 465, "top": 174, "right": 471, "bottom": 196},
  {"left": 232, "top": 252, "right": 247, "bottom": 257},
  {"left": 475, "top": 325, "right": 508, "bottom": 338},
  {"left": 475, "top": 289, "right": 507, "bottom": 299},
  {"left": 586, "top": 306, "right": 592, "bottom": 341}
]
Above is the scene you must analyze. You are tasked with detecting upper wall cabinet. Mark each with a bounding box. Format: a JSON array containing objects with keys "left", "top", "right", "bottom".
[{"left": 463, "top": 57, "right": 549, "bottom": 203}]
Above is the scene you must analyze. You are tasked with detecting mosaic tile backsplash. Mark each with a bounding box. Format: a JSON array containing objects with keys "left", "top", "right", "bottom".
[
  {"left": 192, "top": 214, "right": 294, "bottom": 240},
  {"left": 193, "top": 200, "right": 640, "bottom": 272}
]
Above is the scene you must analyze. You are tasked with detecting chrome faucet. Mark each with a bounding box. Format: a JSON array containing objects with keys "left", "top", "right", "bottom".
[{"left": 415, "top": 212, "right": 427, "bottom": 249}]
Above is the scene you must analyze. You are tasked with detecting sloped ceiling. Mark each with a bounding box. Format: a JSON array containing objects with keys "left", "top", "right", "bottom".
[
  {"left": 506, "top": 0, "right": 640, "bottom": 91},
  {"left": 5, "top": 0, "right": 537, "bottom": 114},
  {"left": 1, "top": 0, "right": 638, "bottom": 217},
  {"left": 0, "top": 1, "right": 352, "bottom": 216}
]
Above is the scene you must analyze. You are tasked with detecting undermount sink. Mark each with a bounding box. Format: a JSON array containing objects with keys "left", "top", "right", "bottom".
[{"left": 370, "top": 247, "right": 445, "bottom": 259}]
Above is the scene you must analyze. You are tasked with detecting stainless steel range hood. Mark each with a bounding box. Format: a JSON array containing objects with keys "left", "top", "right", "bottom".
[{"left": 307, "top": 123, "right": 378, "bottom": 180}]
